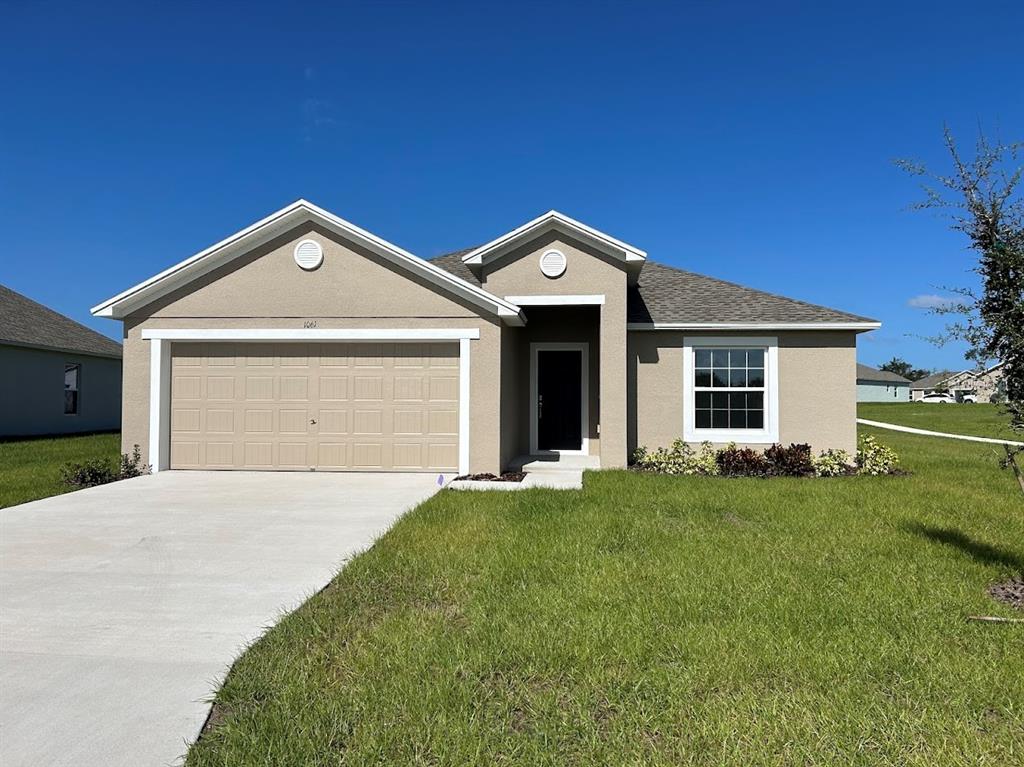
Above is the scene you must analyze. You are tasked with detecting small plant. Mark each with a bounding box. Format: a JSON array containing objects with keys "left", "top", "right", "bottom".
[
  {"left": 764, "top": 443, "right": 815, "bottom": 477},
  {"left": 856, "top": 435, "right": 900, "bottom": 476},
  {"left": 813, "top": 448, "right": 853, "bottom": 477},
  {"left": 716, "top": 445, "right": 769, "bottom": 477},
  {"left": 61, "top": 444, "right": 151, "bottom": 490},
  {"left": 632, "top": 439, "right": 719, "bottom": 475},
  {"left": 118, "top": 444, "right": 150, "bottom": 480}
]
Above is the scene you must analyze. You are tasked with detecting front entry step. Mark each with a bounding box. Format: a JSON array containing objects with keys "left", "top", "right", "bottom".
[{"left": 512, "top": 454, "right": 600, "bottom": 473}]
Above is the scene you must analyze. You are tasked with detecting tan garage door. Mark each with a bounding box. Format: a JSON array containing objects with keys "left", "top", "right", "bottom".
[{"left": 169, "top": 342, "right": 459, "bottom": 471}]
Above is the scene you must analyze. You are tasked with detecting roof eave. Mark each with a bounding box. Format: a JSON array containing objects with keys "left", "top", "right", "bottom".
[{"left": 626, "top": 321, "right": 882, "bottom": 331}]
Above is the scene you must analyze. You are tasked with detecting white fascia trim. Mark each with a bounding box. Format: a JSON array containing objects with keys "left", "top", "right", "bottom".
[
  {"left": 141, "top": 328, "right": 481, "bottom": 341},
  {"left": 504, "top": 294, "right": 605, "bottom": 306},
  {"left": 91, "top": 199, "right": 525, "bottom": 326},
  {"left": 627, "top": 321, "right": 881, "bottom": 331},
  {"left": 459, "top": 338, "right": 471, "bottom": 475},
  {"left": 682, "top": 336, "right": 780, "bottom": 445},
  {"left": 148, "top": 338, "right": 171, "bottom": 472},
  {"left": 145, "top": 330, "right": 476, "bottom": 475},
  {"left": 461, "top": 210, "right": 646, "bottom": 265}
]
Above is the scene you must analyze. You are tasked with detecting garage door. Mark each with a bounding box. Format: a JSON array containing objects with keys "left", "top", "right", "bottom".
[{"left": 169, "top": 342, "right": 459, "bottom": 471}]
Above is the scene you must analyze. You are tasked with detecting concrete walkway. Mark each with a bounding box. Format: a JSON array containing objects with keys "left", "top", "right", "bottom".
[
  {"left": 0, "top": 471, "right": 440, "bottom": 767},
  {"left": 857, "top": 418, "right": 1024, "bottom": 446}
]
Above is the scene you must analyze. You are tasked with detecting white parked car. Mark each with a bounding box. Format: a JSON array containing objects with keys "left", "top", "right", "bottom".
[{"left": 921, "top": 391, "right": 976, "bottom": 404}]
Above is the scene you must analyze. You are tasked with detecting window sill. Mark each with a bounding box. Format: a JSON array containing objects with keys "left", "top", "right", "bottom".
[{"left": 684, "top": 428, "right": 778, "bottom": 444}]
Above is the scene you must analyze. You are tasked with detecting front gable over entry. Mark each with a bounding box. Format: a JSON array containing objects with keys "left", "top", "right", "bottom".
[
  {"left": 92, "top": 200, "right": 524, "bottom": 325},
  {"left": 461, "top": 210, "right": 646, "bottom": 280}
]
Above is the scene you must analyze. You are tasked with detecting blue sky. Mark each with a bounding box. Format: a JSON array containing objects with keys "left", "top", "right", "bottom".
[{"left": 2, "top": 1, "right": 1021, "bottom": 371}]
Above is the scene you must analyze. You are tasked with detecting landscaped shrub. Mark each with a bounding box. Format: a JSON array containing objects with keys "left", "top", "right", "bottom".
[
  {"left": 716, "top": 445, "right": 769, "bottom": 477},
  {"left": 634, "top": 439, "right": 897, "bottom": 478},
  {"left": 632, "top": 439, "right": 719, "bottom": 475},
  {"left": 764, "top": 443, "right": 815, "bottom": 477},
  {"left": 856, "top": 435, "right": 900, "bottom": 476},
  {"left": 812, "top": 448, "right": 854, "bottom": 477},
  {"left": 61, "top": 444, "right": 151, "bottom": 490}
]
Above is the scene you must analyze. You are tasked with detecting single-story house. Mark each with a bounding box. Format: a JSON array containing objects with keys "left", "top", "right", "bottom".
[
  {"left": 856, "top": 364, "right": 910, "bottom": 402},
  {"left": 911, "top": 363, "right": 1006, "bottom": 403},
  {"left": 1, "top": 284, "right": 122, "bottom": 437},
  {"left": 90, "top": 201, "right": 879, "bottom": 475}
]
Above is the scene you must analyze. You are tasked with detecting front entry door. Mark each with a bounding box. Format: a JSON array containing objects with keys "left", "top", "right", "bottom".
[{"left": 536, "top": 349, "right": 583, "bottom": 451}]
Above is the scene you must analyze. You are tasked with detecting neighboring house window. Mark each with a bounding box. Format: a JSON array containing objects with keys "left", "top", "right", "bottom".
[
  {"left": 64, "top": 363, "right": 80, "bottom": 415},
  {"left": 683, "top": 337, "right": 779, "bottom": 443}
]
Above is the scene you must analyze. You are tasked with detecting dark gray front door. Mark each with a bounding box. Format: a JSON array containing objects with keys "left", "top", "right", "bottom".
[{"left": 537, "top": 349, "right": 583, "bottom": 451}]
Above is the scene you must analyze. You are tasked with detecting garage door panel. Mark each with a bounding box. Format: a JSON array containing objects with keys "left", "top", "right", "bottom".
[{"left": 170, "top": 342, "right": 459, "bottom": 472}]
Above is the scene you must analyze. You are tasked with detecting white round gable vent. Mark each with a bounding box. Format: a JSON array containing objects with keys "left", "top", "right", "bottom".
[
  {"left": 294, "top": 239, "right": 324, "bottom": 270},
  {"left": 539, "top": 248, "right": 567, "bottom": 278}
]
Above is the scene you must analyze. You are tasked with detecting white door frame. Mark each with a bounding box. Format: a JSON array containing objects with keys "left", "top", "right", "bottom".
[
  {"left": 142, "top": 328, "right": 479, "bottom": 475},
  {"left": 529, "top": 342, "right": 589, "bottom": 456}
]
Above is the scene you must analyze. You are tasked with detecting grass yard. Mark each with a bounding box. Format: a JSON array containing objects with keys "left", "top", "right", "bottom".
[
  {"left": 859, "top": 401, "right": 1020, "bottom": 441},
  {"left": 188, "top": 427, "right": 1024, "bottom": 767},
  {"left": 0, "top": 432, "right": 121, "bottom": 509}
]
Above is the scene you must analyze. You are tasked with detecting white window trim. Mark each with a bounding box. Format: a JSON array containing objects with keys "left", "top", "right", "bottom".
[
  {"left": 682, "top": 336, "right": 779, "bottom": 444},
  {"left": 145, "top": 328, "right": 475, "bottom": 475},
  {"left": 504, "top": 294, "right": 605, "bottom": 306},
  {"left": 529, "top": 342, "right": 589, "bottom": 456}
]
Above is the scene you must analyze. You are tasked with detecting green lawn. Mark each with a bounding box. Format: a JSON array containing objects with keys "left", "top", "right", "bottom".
[
  {"left": 0, "top": 432, "right": 121, "bottom": 508},
  {"left": 188, "top": 428, "right": 1024, "bottom": 767},
  {"left": 859, "top": 402, "right": 1020, "bottom": 441}
]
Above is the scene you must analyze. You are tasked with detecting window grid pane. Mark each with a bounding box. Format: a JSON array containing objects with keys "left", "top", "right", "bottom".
[{"left": 693, "top": 347, "right": 765, "bottom": 430}]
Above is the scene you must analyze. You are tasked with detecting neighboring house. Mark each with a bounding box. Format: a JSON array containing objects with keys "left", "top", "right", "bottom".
[
  {"left": 911, "top": 363, "right": 1006, "bottom": 403},
  {"left": 1, "top": 285, "right": 122, "bottom": 437},
  {"left": 856, "top": 364, "right": 910, "bottom": 402},
  {"left": 90, "top": 201, "right": 879, "bottom": 475}
]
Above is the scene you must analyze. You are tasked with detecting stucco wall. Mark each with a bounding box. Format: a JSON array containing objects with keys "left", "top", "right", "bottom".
[
  {"left": 628, "top": 330, "right": 858, "bottom": 455},
  {"left": 0, "top": 344, "right": 121, "bottom": 437},
  {"left": 119, "top": 224, "right": 504, "bottom": 473},
  {"left": 857, "top": 381, "right": 909, "bottom": 402},
  {"left": 480, "top": 232, "right": 629, "bottom": 467}
]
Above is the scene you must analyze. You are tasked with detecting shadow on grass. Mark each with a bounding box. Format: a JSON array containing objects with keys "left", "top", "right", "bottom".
[{"left": 905, "top": 522, "right": 1024, "bottom": 572}]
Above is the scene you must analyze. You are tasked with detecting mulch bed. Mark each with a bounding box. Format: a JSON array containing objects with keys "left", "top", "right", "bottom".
[
  {"left": 988, "top": 577, "right": 1024, "bottom": 611},
  {"left": 453, "top": 471, "right": 526, "bottom": 483}
]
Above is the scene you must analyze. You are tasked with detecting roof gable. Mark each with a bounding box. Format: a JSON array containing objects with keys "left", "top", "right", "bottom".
[
  {"left": 856, "top": 363, "right": 910, "bottom": 383},
  {"left": 92, "top": 200, "right": 524, "bottom": 325},
  {"left": 1, "top": 284, "right": 122, "bottom": 358},
  {"left": 460, "top": 211, "right": 646, "bottom": 269}
]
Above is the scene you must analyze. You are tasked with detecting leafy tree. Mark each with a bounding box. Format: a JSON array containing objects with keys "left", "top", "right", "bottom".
[
  {"left": 896, "top": 128, "right": 1023, "bottom": 433},
  {"left": 878, "top": 357, "right": 932, "bottom": 382}
]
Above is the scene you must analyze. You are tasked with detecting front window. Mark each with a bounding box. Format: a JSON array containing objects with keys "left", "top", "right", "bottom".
[
  {"left": 64, "top": 363, "right": 80, "bottom": 415},
  {"left": 684, "top": 338, "right": 777, "bottom": 443},
  {"left": 693, "top": 347, "right": 765, "bottom": 429}
]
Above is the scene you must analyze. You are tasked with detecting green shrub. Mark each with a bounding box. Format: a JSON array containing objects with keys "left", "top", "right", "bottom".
[
  {"left": 855, "top": 435, "right": 900, "bottom": 475},
  {"left": 61, "top": 444, "right": 150, "bottom": 490},
  {"left": 764, "top": 443, "right": 815, "bottom": 477},
  {"left": 632, "top": 439, "right": 719, "bottom": 475},
  {"left": 812, "top": 448, "right": 854, "bottom": 477}
]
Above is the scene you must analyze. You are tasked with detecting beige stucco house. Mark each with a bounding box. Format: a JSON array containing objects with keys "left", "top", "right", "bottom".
[{"left": 91, "top": 201, "right": 879, "bottom": 475}]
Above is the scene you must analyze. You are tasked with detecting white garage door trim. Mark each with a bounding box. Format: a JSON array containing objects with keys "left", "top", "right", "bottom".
[{"left": 143, "top": 328, "right": 479, "bottom": 475}]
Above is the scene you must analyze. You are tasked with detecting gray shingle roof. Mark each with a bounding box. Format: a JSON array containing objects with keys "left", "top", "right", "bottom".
[
  {"left": 911, "top": 371, "right": 955, "bottom": 389},
  {"left": 430, "top": 252, "right": 876, "bottom": 325},
  {"left": 0, "top": 284, "right": 122, "bottom": 358},
  {"left": 856, "top": 363, "right": 910, "bottom": 383}
]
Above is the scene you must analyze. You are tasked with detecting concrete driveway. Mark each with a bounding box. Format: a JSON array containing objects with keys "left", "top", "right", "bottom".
[{"left": 0, "top": 471, "right": 440, "bottom": 767}]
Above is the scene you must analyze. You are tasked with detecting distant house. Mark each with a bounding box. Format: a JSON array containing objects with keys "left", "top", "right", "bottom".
[
  {"left": 911, "top": 363, "right": 1006, "bottom": 403},
  {"left": 0, "top": 285, "right": 122, "bottom": 437},
  {"left": 856, "top": 364, "right": 910, "bottom": 402}
]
